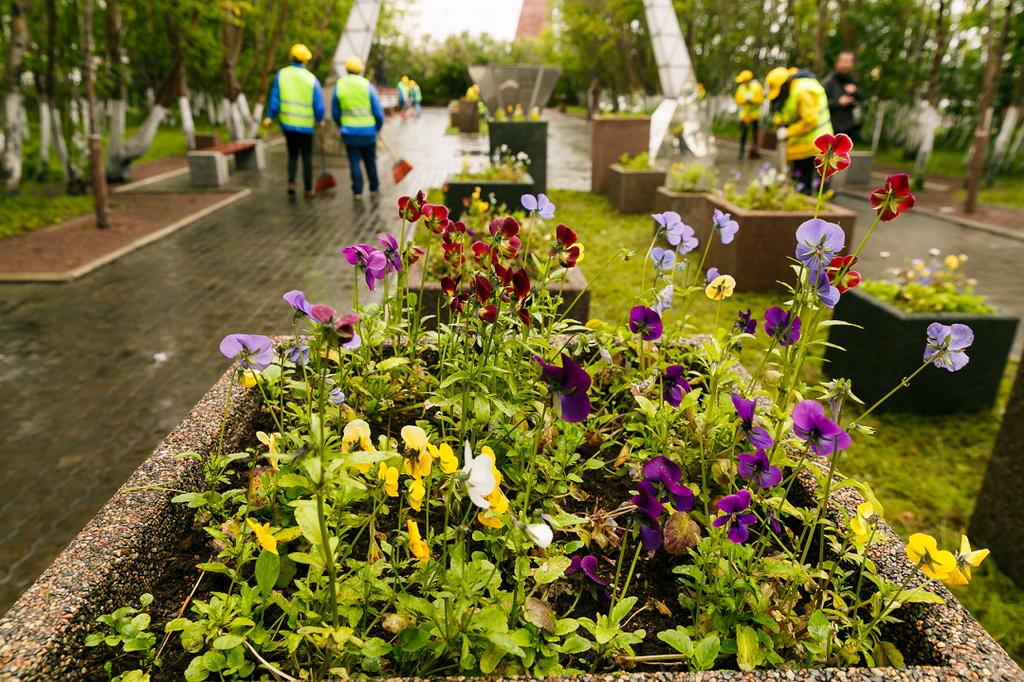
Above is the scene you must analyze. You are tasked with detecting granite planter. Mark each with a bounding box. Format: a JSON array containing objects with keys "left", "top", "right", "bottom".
[
  {"left": 591, "top": 115, "right": 651, "bottom": 195},
  {"left": 2, "top": 359, "right": 1021, "bottom": 681},
  {"left": 488, "top": 119, "right": 547, "bottom": 194},
  {"left": 704, "top": 195, "right": 858, "bottom": 293},
  {"left": 830, "top": 151, "right": 874, "bottom": 186},
  {"left": 405, "top": 259, "right": 590, "bottom": 329},
  {"left": 453, "top": 98, "right": 480, "bottom": 133},
  {"left": 653, "top": 187, "right": 713, "bottom": 239},
  {"left": 607, "top": 165, "right": 666, "bottom": 214},
  {"left": 825, "top": 287, "right": 1019, "bottom": 414},
  {"left": 444, "top": 173, "right": 534, "bottom": 220}
]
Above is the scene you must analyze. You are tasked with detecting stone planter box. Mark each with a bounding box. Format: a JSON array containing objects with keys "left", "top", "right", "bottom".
[
  {"left": 607, "top": 165, "right": 666, "bottom": 214},
  {"left": 758, "top": 127, "right": 777, "bottom": 150},
  {"left": 591, "top": 115, "right": 650, "bottom": 195},
  {"left": 704, "top": 195, "right": 858, "bottom": 294},
  {"left": 3, "top": 360, "right": 1021, "bottom": 681},
  {"left": 452, "top": 98, "right": 480, "bottom": 133},
  {"left": 405, "top": 259, "right": 590, "bottom": 329},
  {"left": 653, "top": 187, "right": 713, "bottom": 239},
  {"left": 444, "top": 173, "right": 534, "bottom": 220},
  {"left": 825, "top": 287, "right": 1019, "bottom": 414},
  {"left": 830, "top": 151, "right": 874, "bottom": 186},
  {"left": 488, "top": 120, "right": 547, "bottom": 195}
]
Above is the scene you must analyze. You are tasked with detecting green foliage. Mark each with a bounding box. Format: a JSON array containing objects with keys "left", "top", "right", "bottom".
[
  {"left": 667, "top": 161, "right": 718, "bottom": 193},
  {"left": 724, "top": 166, "right": 819, "bottom": 211},
  {"left": 0, "top": 194, "right": 98, "bottom": 241},
  {"left": 860, "top": 252, "right": 994, "bottom": 314},
  {"left": 86, "top": 593, "right": 159, "bottom": 682},
  {"left": 616, "top": 152, "right": 651, "bottom": 170}
]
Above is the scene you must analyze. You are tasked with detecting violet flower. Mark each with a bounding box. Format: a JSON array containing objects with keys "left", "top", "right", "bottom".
[
  {"left": 925, "top": 323, "right": 973, "bottom": 372},
  {"left": 643, "top": 456, "right": 695, "bottom": 511},
  {"left": 631, "top": 479, "right": 664, "bottom": 551},
  {"left": 795, "top": 219, "right": 845, "bottom": 272},
  {"left": 660, "top": 365, "right": 692, "bottom": 408},
  {"left": 329, "top": 388, "right": 346, "bottom": 405},
  {"left": 342, "top": 245, "right": 388, "bottom": 291},
  {"left": 671, "top": 223, "right": 699, "bottom": 255},
  {"left": 737, "top": 449, "right": 782, "bottom": 488},
  {"left": 766, "top": 509, "right": 782, "bottom": 535},
  {"left": 629, "top": 306, "right": 663, "bottom": 341},
  {"left": 533, "top": 353, "right": 592, "bottom": 422},
  {"left": 735, "top": 308, "right": 756, "bottom": 334},
  {"left": 220, "top": 334, "right": 274, "bottom": 371},
  {"left": 706, "top": 267, "right": 720, "bottom": 284},
  {"left": 810, "top": 268, "right": 840, "bottom": 308},
  {"left": 522, "top": 193, "right": 556, "bottom": 219},
  {"left": 713, "top": 489, "right": 757, "bottom": 544},
  {"left": 650, "top": 247, "right": 676, "bottom": 272},
  {"left": 652, "top": 284, "right": 674, "bottom": 317},
  {"left": 712, "top": 209, "right": 739, "bottom": 244},
  {"left": 284, "top": 343, "right": 310, "bottom": 366},
  {"left": 567, "top": 555, "right": 612, "bottom": 608},
  {"left": 731, "top": 395, "right": 775, "bottom": 450},
  {"left": 792, "top": 399, "right": 851, "bottom": 456},
  {"left": 653, "top": 211, "right": 682, "bottom": 236},
  {"left": 763, "top": 307, "right": 801, "bottom": 346},
  {"left": 283, "top": 290, "right": 313, "bottom": 318},
  {"left": 376, "top": 234, "right": 403, "bottom": 274}
]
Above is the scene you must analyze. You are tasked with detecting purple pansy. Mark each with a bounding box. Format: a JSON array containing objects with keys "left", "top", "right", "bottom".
[
  {"left": 653, "top": 211, "right": 682, "bottom": 236},
  {"left": 706, "top": 267, "right": 720, "bottom": 284},
  {"left": 810, "top": 268, "right": 840, "bottom": 308},
  {"left": 737, "top": 449, "right": 782, "bottom": 488},
  {"left": 766, "top": 509, "right": 782, "bottom": 534},
  {"left": 731, "top": 395, "right": 775, "bottom": 450},
  {"left": 792, "top": 399, "right": 851, "bottom": 456},
  {"left": 671, "top": 223, "right": 699, "bottom": 255},
  {"left": 712, "top": 209, "right": 739, "bottom": 244},
  {"left": 795, "top": 219, "right": 846, "bottom": 272},
  {"left": 342, "top": 245, "right": 388, "bottom": 291},
  {"left": 631, "top": 479, "right": 664, "bottom": 550},
  {"left": 329, "top": 387, "right": 346, "bottom": 405},
  {"left": 650, "top": 247, "right": 676, "bottom": 272},
  {"left": 643, "top": 456, "right": 695, "bottom": 511},
  {"left": 735, "top": 308, "right": 757, "bottom": 334},
  {"left": 713, "top": 489, "right": 757, "bottom": 544},
  {"left": 660, "top": 365, "right": 692, "bottom": 408},
  {"left": 764, "top": 307, "right": 801, "bottom": 346},
  {"left": 924, "top": 322, "right": 973, "bottom": 372},
  {"left": 376, "top": 234, "right": 403, "bottom": 274},
  {"left": 652, "top": 284, "right": 674, "bottom": 317},
  {"left": 533, "top": 353, "right": 592, "bottom": 422},
  {"left": 220, "top": 334, "right": 274, "bottom": 371},
  {"left": 629, "top": 306, "right": 663, "bottom": 341},
  {"left": 283, "top": 290, "right": 313, "bottom": 318},
  {"left": 342, "top": 332, "right": 362, "bottom": 351},
  {"left": 567, "top": 555, "right": 612, "bottom": 608},
  {"left": 284, "top": 343, "right": 310, "bottom": 366},
  {"left": 522, "top": 193, "right": 556, "bottom": 220}
]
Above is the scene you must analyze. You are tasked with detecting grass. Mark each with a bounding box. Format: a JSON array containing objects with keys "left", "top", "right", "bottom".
[
  {"left": 445, "top": 119, "right": 489, "bottom": 136},
  {"left": 0, "top": 194, "right": 100, "bottom": 240}
]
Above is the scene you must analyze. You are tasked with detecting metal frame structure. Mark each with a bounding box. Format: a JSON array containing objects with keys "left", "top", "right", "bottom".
[{"left": 331, "top": 0, "right": 383, "bottom": 82}]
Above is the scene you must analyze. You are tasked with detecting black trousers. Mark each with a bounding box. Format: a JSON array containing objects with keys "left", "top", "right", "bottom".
[
  {"left": 284, "top": 129, "right": 314, "bottom": 192},
  {"left": 791, "top": 156, "right": 828, "bottom": 196},
  {"left": 740, "top": 119, "right": 759, "bottom": 151}
]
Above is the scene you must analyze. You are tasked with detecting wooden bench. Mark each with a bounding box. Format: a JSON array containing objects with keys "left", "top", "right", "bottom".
[{"left": 187, "top": 139, "right": 266, "bottom": 188}]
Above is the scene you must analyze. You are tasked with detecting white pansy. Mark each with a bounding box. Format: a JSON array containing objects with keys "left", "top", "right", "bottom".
[
  {"left": 525, "top": 523, "right": 554, "bottom": 549},
  {"left": 461, "top": 441, "right": 496, "bottom": 509}
]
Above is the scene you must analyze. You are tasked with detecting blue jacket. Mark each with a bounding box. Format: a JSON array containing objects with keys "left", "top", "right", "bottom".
[
  {"left": 267, "top": 62, "right": 325, "bottom": 134},
  {"left": 332, "top": 79, "right": 385, "bottom": 147}
]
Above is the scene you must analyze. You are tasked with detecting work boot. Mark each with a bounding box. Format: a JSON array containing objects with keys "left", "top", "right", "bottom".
[
  {"left": 305, "top": 190, "right": 316, "bottom": 198},
  {"left": 370, "top": 190, "right": 381, "bottom": 197},
  {"left": 749, "top": 149, "right": 761, "bottom": 159},
  {"left": 288, "top": 182, "right": 296, "bottom": 196},
  {"left": 353, "top": 193, "right": 363, "bottom": 200}
]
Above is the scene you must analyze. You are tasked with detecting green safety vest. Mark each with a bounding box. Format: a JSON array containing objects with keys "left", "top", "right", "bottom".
[
  {"left": 780, "top": 78, "right": 833, "bottom": 147},
  {"left": 336, "top": 74, "right": 375, "bottom": 127},
  {"left": 277, "top": 65, "right": 317, "bottom": 129}
]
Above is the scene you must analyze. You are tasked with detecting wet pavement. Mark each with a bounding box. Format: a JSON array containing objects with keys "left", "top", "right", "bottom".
[{"left": 0, "top": 107, "right": 1019, "bottom": 614}]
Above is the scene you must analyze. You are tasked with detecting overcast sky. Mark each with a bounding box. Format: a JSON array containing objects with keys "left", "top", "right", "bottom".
[{"left": 398, "top": 0, "right": 525, "bottom": 42}]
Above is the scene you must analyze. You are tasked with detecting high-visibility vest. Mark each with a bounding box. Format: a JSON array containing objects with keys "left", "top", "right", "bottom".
[
  {"left": 780, "top": 78, "right": 833, "bottom": 148},
  {"left": 735, "top": 81, "right": 764, "bottom": 123},
  {"left": 336, "top": 74, "right": 375, "bottom": 128},
  {"left": 277, "top": 65, "right": 317, "bottom": 129},
  {"left": 397, "top": 82, "right": 409, "bottom": 103}
]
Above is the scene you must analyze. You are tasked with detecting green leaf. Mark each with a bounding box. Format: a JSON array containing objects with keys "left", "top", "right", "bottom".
[
  {"left": 276, "top": 474, "right": 311, "bottom": 489},
  {"left": 292, "top": 500, "right": 325, "bottom": 547},
  {"left": 255, "top": 549, "right": 280, "bottom": 598},
  {"left": 694, "top": 634, "right": 720, "bottom": 671},
  {"left": 874, "top": 640, "right": 906, "bottom": 667},
  {"left": 807, "top": 610, "right": 830, "bottom": 644},
  {"left": 398, "top": 626, "right": 431, "bottom": 653},
  {"left": 736, "top": 624, "right": 763, "bottom": 672},
  {"left": 131, "top": 613, "right": 151, "bottom": 631},
  {"left": 897, "top": 588, "right": 946, "bottom": 605},
  {"left": 609, "top": 596, "right": 637, "bottom": 626},
  {"left": 139, "top": 593, "right": 154, "bottom": 607},
  {"left": 85, "top": 633, "right": 105, "bottom": 647},
  {"left": 560, "top": 635, "right": 591, "bottom": 654},
  {"left": 196, "top": 562, "right": 233, "bottom": 577},
  {"left": 202, "top": 650, "right": 226, "bottom": 671},
  {"left": 377, "top": 357, "right": 410, "bottom": 372},
  {"left": 474, "top": 396, "right": 491, "bottom": 424},
  {"left": 534, "top": 555, "right": 572, "bottom": 584},
  {"left": 633, "top": 395, "right": 657, "bottom": 419},
  {"left": 212, "top": 634, "right": 244, "bottom": 650},
  {"left": 523, "top": 598, "right": 555, "bottom": 634},
  {"left": 656, "top": 627, "right": 693, "bottom": 656},
  {"left": 123, "top": 636, "right": 155, "bottom": 653}
]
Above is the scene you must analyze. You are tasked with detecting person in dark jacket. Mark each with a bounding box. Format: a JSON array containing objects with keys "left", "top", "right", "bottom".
[
  {"left": 332, "top": 55, "right": 385, "bottom": 197},
  {"left": 821, "top": 52, "right": 863, "bottom": 142},
  {"left": 263, "top": 44, "right": 325, "bottom": 197}
]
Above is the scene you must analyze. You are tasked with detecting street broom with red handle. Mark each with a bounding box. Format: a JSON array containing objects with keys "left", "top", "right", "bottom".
[{"left": 314, "top": 128, "right": 337, "bottom": 193}]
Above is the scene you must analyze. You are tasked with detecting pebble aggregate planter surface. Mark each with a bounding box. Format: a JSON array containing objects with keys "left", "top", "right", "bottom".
[
  {"left": 1, "top": 365, "right": 1021, "bottom": 680},
  {"left": 607, "top": 165, "right": 667, "bottom": 214},
  {"left": 444, "top": 173, "right": 535, "bottom": 221}
]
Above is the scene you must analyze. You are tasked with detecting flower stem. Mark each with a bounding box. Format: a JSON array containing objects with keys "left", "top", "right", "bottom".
[{"left": 848, "top": 359, "right": 932, "bottom": 431}]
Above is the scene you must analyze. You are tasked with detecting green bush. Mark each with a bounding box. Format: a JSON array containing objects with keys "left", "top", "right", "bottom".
[
  {"left": 616, "top": 152, "right": 651, "bottom": 171},
  {"left": 666, "top": 161, "right": 718, "bottom": 193}
]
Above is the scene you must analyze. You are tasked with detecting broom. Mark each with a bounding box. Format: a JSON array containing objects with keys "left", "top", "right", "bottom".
[
  {"left": 379, "top": 131, "right": 413, "bottom": 184},
  {"left": 314, "top": 128, "right": 337, "bottom": 193}
]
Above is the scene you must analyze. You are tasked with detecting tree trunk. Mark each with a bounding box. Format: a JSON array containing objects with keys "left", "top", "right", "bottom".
[
  {"left": 84, "top": 0, "right": 111, "bottom": 227},
  {"left": 240, "top": 0, "right": 270, "bottom": 94},
  {"left": 926, "top": 0, "right": 948, "bottom": 107},
  {"left": 37, "top": 99, "right": 51, "bottom": 177},
  {"left": 813, "top": 0, "right": 829, "bottom": 76},
  {"left": 1, "top": 0, "right": 29, "bottom": 194},
  {"left": 50, "top": 107, "right": 74, "bottom": 184},
  {"left": 912, "top": 0, "right": 948, "bottom": 184},
  {"left": 179, "top": 70, "right": 196, "bottom": 151},
  {"left": 987, "top": 106, "right": 1019, "bottom": 184},
  {"left": 791, "top": 0, "right": 809, "bottom": 66},
  {"left": 309, "top": 0, "right": 337, "bottom": 75},
  {"left": 249, "top": 0, "right": 290, "bottom": 138}
]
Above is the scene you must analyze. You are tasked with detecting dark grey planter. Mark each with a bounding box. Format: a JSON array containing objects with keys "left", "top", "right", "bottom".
[
  {"left": 443, "top": 173, "right": 534, "bottom": 220},
  {"left": 607, "top": 165, "right": 666, "bottom": 214},
  {"left": 653, "top": 187, "right": 712, "bottom": 237},
  {"left": 488, "top": 120, "right": 548, "bottom": 195},
  {"left": 825, "top": 287, "right": 1019, "bottom": 414}
]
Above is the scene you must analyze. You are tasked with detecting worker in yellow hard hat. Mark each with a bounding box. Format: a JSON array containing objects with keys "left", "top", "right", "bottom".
[
  {"left": 734, "top": 70, "right": 764, "bottom": 159},
  {"left": 263, "top": 43, "right": 324, "bottom": 197},
  {"left": 410, "top": 80, "right": 422, "bottom": 117},
  {"left": 397, "top": 76, "right": 410, "bottom": 118},
  {"left": 332, "top": 55, "right": 384, "bottom": 198},
  {"left": 765, "top": 65, "right": 833, "bottom": 195}
]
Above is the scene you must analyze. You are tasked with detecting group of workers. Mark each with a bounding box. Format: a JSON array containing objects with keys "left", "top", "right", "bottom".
[
  {"left": 733, "top": 52, "right": 862, "bottom": 193},
  {"left": 263, "top": 44, "right": 384, "bottom": 198},
  {"left": 397, "top": 76, "right": 423, "bottom": 118}
]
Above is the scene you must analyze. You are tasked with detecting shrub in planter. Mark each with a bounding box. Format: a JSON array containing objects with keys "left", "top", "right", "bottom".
[
  {"left": 653, "top": 161, "right": 720, "bottom": 238},
  {"left": 591, "top": 115, "right": 650, "bottom": 195},
  {"left": 444, "top": 148, "right": 534, "bottom": 220},
  {"left": 489, "top": 119, "right": 548, "bottom": 194},
  {"left": 607, "top": 153, "right": 666, "bottom": 214},
  {"left": 5, "top": 151, "right": 1021, "bottom": 681}
]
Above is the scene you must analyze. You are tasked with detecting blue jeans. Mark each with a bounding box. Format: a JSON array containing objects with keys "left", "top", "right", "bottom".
[{"left": 345, "top": 143, "right": 380, "bottom": 194}]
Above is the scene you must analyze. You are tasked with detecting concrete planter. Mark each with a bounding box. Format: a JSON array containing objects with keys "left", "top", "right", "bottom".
[
  {"left": 830, "top": 151, "right": 874, "bottom": 186},
  {"left": 452, "top": 98, "right": 480, "bottom": 133},
  {"left": 488, "top": 120, "right": 548, "bottom": 194},
  {"left": 758, "top": 128, "right": 777, "bottom": 150},
  {"left": 405, "top": 259, "right": 590, "bottom": 329},
  {"left": 607, "top": 165, "right": 666, "bottom": 214},
  {"left": 653, "top": 187, "right": 713, "bottom": 239},
  {"left": 591, "top": 115, "right": 651, "bottom": 195},
  {"left": 825, "top": 287, "right": 1019, "bottom": 414},
  {"left": 704, "top": 195, "right": 858, "bottom": 293},
  {"left": 443, "top": 173, "right": 534, "bottom": 220}
]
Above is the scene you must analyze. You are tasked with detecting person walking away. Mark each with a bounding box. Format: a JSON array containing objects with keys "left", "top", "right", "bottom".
[
  {"left": 333, "top": 55, "right": 385, "bottom": 198},
  {"left": 410, "top": 81, "right": 422, "bottom": 117},
  {"left": 263, "top": 44, "right": 325, "bottom": 197},
  {"left": 734, "top": 70, "right": 764, "bottom": 159},
  {"left": 397, "top": 76, "right": 410, "bottom": 118},
  {"left": 765, "top": 66, "right": 833, "bottom": 195},
  {"left": 821, "top": 52, "right": 863, "bottom": 142}
]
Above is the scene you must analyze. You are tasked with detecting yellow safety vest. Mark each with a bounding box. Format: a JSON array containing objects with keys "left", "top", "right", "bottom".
[
  {"left": 336, "top": 74, "right": 375, "bottom": 128},
  {"left": 277, "top": 65, "right": 317, "bottom": 129},
  {"left": 780, "top": 78, "right": 833, "bottom": 160},
  {"left": 735, "top": 82, "right": 764, "bottom": 123}
]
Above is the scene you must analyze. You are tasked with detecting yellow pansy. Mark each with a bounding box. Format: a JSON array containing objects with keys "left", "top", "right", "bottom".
[
  {"left": 402, "top": 426, "right": 432, "bottom": 479},
  {"left": 240, "top": 370, "right": 258, "bottom": 388},
  {"left": 246, "top": 518, "right": 278, "bottom": 555},
  {"left": 849, "top": 502, "right": 879, "bottom": 545},
  {"left": 401, "top": 425, "right": 429, "bottom": 454},
  {"left": 945, "top": 255, "right": 960, "bottom": 270},
  {"left": 906, "top": 533, "right": 956, "bottom": 580},
  {"left": 378, "top": 463, "right": 399, "bottom": 497},
  {"left": 431, "top": 442, "right": 458, "bottom": 474},
  {"left": 256, "top": 431, "right": 280, "bottom": 470},
  {"left": 705, "top": 275, "right": 736, "bottom": 300},
  {"left": 343, "top": 420, "right": 375, "bottom": 473},
  {"left": 478, "top": 487, "right": 509, "bottom": 528},
  {"left": 408, "top": 478, "right": 425, "bottom": 512},
  {"left": 585, "top": 319, "right": 606, "bottom": 329},
  {"left": 480, "top": 446, "right": 502, "bottom": 490},
  {"left": 407, "top": 520, "right": 430, "bottom": 562},
  {"left": 945, "top": 535, "right": 990, "bottom": 585}
]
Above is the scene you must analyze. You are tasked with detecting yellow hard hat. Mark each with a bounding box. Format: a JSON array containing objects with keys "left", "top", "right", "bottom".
[
  {"left": 765, "top": 67, "right": 792, "bottom": 100},
  {"left": 735, "top": 70, "right": 753, "bottom": 84},
  {"left": 290, "top": 44, "right": 312, "bottom": 63},
  {"left": 345, "top": 55, "right": 363, "bottom": 73},
  {"left": 788, "top": 67, "right": 799, "bottom": 76},
  {"left": 401, "top": 76, "right": 410, "bottom": 83}
]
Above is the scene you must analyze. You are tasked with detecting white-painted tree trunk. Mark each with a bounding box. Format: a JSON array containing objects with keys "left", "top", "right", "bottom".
[
  {"left": 236, "top": 92, "right": 255, "bottom": 134},
  {"left": 106, "top": 104, "right": 167, "bottom": 182},
  {"left": 145, "top": 87, "right": 155, "bottom": 109},
  {"left": 1008, "top": 117, "right": 1024, "bottom": 170},
  {"left": 913, "top": 103, "right": 939, "bottom": 178},
  {"left": 37, "top": 99, "right": 51, "bottom": 174},
  {"left": 248, "top": 100, "right": 264, "bottom": 138},
  {"left": 18, "top": 101, "right": 29, "bottom": 141},
  {"left": 221, "top": 97, "right": 235, "bottom": 136},
  {"left": 179, "top": 95, "right": 196, "bottom": 150},
  {"left": 3, "top": 91, "right": 25, "bottom": 193},
  {"left": 987, "top": 105, "right": 1018, "bottom": 183},
  {"left": 227, "top": 100, "right": 245, "bottom": 141},
  {"left": 50, "top": 104, "right": 74, "bottom": 183},
  {"left": 108, "top": 99, "right": 126, "bottom": 162},
  {"left": 871, "top": 100, "right": 886, "bottom": 155}
]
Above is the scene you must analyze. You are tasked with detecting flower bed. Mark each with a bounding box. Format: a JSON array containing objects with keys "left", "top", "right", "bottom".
[{"left": 444, "top": 173, "right": 534, "bottom": 220}]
